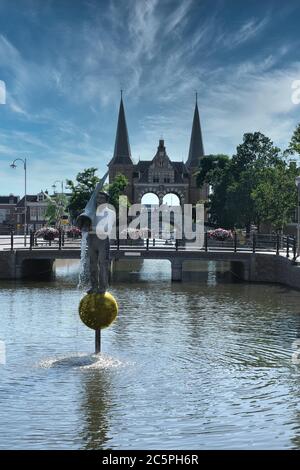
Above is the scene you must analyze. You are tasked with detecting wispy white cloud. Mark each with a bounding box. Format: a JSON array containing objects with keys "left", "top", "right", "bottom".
[
  {"left": 220, "top": 16, "right": 270, "bottom": 49},
  {"left": 0, "top": 0, "right": 300, "bottom": 196}
]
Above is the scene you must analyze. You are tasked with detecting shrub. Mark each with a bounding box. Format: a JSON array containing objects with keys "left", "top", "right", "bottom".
[
  {"left": 66, "top": 226, "right": 81, "bottom": 238},
  {"left": 35, "top": 227, "right": 59, "bottom": 241},
  {"left": 207, "top": 228, "right": 233, "bottom": 241}
]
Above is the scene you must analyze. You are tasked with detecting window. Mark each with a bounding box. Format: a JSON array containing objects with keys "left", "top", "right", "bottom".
[
  {"left": 153, "top": 175, "right": 159, "bottom": 183},
  {"left": 0, "top": 209, "right": 7, "bottom": 223},
  {"left": 38, "top": 207, "right": 46, "bottom": 219},
  {"left": 164, "top": 177, "right": 170, "bottom": 183},
  {"left": 30, "top": 207, "right": 45, "bottom": 221},
  {"left": 30, "top": 207, "right": 38, "bottom": 221}
]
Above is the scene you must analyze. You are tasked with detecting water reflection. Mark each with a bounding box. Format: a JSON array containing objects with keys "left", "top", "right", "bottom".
[
  {"left": 79, "top": 369, "right": 112, "bottom": 450},
  {"left": 0, "top": 259, "right": 300, "bottom": 449}
]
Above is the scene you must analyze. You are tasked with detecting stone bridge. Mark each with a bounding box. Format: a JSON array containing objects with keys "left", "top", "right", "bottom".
[{"left": 1, "top": 245, "right": 300, "bottom": 289}]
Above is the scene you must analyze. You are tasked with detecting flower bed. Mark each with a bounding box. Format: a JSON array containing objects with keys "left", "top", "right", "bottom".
[
  {"left": 35, "top": 227, "right": 59, "bottom": 241},
  {"left": 207, "top": 228, "right": 233, "bottom": 241},
  {"left": 66, "top": 226, "right": 81, "bottom": 238}
]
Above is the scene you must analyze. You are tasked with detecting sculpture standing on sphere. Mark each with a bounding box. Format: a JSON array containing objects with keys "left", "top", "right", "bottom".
[
  {"left": 76, "top": 172, "right": 118, "bottom": 353},
  {"left": 76, "top": 172, "right": 115, "bottom": 293}
]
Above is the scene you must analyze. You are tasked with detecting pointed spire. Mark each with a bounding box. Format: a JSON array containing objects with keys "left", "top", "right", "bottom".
[
  {"left": 186, "top": 97, "right": 204, "bottom": 168},
  {"left": 110, "top": 92, "right": 133, "bottom": 165}
]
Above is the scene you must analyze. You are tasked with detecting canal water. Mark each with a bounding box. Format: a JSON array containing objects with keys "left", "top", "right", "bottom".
[{"left": 0, "top": 259, "right": 300, "bottom": 449}]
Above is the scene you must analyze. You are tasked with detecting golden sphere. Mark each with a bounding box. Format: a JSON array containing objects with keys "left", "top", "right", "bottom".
[{"left": 79, "top": 292, "right": 118, "bottom": 330}]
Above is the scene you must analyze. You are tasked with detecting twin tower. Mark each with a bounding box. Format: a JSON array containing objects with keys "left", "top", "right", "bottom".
[{"left": 108, "top": 95, "right": 208, "bottom": 206}]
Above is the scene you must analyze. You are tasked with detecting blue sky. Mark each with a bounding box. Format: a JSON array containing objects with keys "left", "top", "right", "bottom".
[{"left": 0, "top": 0, "right": 300, "bottom": 196}]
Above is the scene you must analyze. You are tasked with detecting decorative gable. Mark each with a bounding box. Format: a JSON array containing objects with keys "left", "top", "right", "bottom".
[{"left": 148, "top": 140, "right": 175, "bottom": 184}]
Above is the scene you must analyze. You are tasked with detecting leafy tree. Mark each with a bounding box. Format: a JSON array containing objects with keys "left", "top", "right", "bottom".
[
  {"left": 228, "top": 133, "right": 282, "bottom": 232},
  {"left": 197, "top": 132, "right": 295, "bottom": 233},
  {"left": 66, "top": 169, "right": 128, "bottom": 223},
  {"left": 196, "top": 154, "right": 230, "bottom": 187},
  {"left": 289, "top": 123, "right": 300, "bottom": 156},
  {"left": 44, "top": 193, "right": 68, "bottom": 227},
  {"left": 66, "top": 168, "right": 100, "bottom": 221},
  {"left": 232, "top": 132, "right": 280, "bottom": 172},
  {"left": 104, "top": 173, "right": 128, "bottom": 211},
  {"left": 252, "top": 162, "right": 298, "bottom": 232}
]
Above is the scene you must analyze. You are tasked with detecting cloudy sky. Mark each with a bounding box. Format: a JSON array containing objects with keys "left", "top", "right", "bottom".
[{"left": 0, "top": 0, "right": 300, "bottom": 196}]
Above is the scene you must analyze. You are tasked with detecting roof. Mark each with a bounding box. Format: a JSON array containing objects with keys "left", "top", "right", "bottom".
[
  {"left": 186, "top": 101, "right": 205, "bottom": 168},
  {"left": 0, "top": 195, "right": 19, "bottom": 204},
  {"left": 109, "top": 96, "right": 133, "bottom": 166},
  {"left": 17, "top": 195, "right": 47, "bottom": 205}
]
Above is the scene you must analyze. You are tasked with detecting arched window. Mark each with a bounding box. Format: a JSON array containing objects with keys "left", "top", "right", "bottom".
[
  {"left": 141, "top": 193, "right": 159, "bottom": 205},
  {"left": 162, "top": 193, "right": 180, "bottom": 206}
]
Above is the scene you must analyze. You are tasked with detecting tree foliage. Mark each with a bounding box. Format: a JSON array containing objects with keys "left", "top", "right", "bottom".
[
  {"left": 197, "top": 132, "right": 298, "bottom": 232},
  {"left": 104, "top": 173, "right": 128, "bottom": 210},
  {"left": 252, "top": 162, "right": 297, "bottom": 231},
  {"left": 66, "top": 169, "right": 129, "bottom": 222},
  {"left": 66, "top": 168, "right": 100, "bottom": 221},
  {"left": 289, "top": 123, "right": 300, "bottom": 156},
  {"left": 45, "top": 193, "right": 68, "bottom": 227}
]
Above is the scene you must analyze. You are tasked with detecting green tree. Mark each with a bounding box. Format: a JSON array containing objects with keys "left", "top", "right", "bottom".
[
  {"left": 252, "top": 162, "right": 298, "bottom": 232},
  {"left": 228, "top": 132, "right": 281, "bottom": 233},
  {"left": 196, "top": 133, "right": 292, "bottom": 233},
  {"left": 44, "top": 193, "right": 68, "bottom": 227},
  {"left": 104, "top": 173, "right": 128, "bottom": 210},
  {"left": 66, "top": 168, "right": 100, "bottom": 221},
  {"left": 196, "top": 154, "right": 230, "bottom": 187},
  {"left": 289, "top": 123, "right": 300, "bottom": 156}
]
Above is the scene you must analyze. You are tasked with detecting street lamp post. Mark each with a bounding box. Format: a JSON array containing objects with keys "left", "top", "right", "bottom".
[
  {"left": 52, "top": 180, "right": 64, "bottom": 194},
  {"left": 51, "top": 180, "right": 65, "bottom": 228},
  {"left": 295, "top": 176, "right": 300, "bottom": 257},
  {"left": 10, "top": 158, "right": 27, "bottom": 247}
]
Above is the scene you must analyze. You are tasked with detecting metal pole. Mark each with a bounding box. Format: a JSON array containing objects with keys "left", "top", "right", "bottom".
[
  {"left": 252, "top": 233, "right": 256, "bottom": 253},
  {"left": 204, "top": 231, "right": 208, "bottom": 252},
  {"left": 95, "top": 329, "right": 101, "bottom": 354},
  {"left": 276, "top": 233, "right": 280, "bottom": 256},
  {"left": 29, "top": 229, "right": 33, "bottom": 250},
  {"left": 24, "top": 158, "right": 27, "bottom": 247},
  {"left": 297, "top": 184, "right": 300, "bottom": 257},
  {"left": 10, "top": 230, "right": 14, "bottom": 251},
  {"left": 234, "top": 231, "right": 237, "bottom": 252},
  {"left": 58, "top": 228, "right": 62, "bottom": 250},
  {"left": 293, "top": 236, "right": 297, "bottom": 262}
]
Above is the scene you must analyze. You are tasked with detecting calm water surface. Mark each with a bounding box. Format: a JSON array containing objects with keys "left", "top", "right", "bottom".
[{"left": 0, "top": 260, "right": 300, "bottom": 449}]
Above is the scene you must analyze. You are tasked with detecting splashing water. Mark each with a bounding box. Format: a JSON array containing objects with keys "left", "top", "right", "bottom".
[
  {"left": 78, "top": 231, "right": 90, "bottom": 290},
  {"left": 39, "top": 353, "right": 125, "bottom": 370}
]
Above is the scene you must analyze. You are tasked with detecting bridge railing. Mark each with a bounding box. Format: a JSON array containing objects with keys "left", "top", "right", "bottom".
[
  {"left": 0, "top": 229, "right": 81, "bottom": 251},
  {"left": 1, "top": 231, "right": 297, "bottom": 261}
]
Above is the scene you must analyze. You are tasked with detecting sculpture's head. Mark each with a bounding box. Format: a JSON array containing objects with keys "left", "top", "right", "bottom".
[{"left": 76, "top": 184, "right": 110, "bottom": 231}]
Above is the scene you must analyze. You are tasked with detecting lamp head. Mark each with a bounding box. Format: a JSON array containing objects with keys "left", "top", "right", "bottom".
[{"left": 10, "top": 163, "right": 16, "bottom": 169}]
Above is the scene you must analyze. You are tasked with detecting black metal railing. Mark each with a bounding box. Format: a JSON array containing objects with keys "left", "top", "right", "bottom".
[{"left": 0, "top": 231, "right": 298, "bottom": 260}]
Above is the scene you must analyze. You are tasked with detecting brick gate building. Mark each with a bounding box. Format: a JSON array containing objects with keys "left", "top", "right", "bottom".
[{"left": 108, "top": 95, "right": 208, "bottom": 207}]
